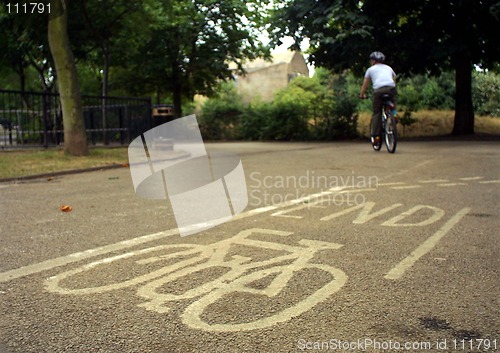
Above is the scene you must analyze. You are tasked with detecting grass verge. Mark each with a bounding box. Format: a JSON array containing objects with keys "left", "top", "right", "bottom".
[
  {"left": 357, "top": 110, "right": 500, "bottom": 138},
  {"left": 0, "top": 147, "right": 129, "bottom": 180}
]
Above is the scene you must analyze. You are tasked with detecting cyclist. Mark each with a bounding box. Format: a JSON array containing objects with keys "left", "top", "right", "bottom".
[{"left": 359, "top": 51, "right": 397, "bottom": 147}]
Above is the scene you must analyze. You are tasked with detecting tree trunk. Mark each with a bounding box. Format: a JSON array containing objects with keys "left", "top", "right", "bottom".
[
  {"left": 172, "top": 63, "right": 183, "bottom": 118},
  {"left": 102, "top": 45, "right": 110, "bottom": 145},
  {"left": 173, "top": 84, "right": 183, "bottom": 119},
  {"left": 452, "top": 54, "right": 474, "bottom": 135},
  {"left": 18, "top": 64, "right": 29, "bottom": 108},
  {"left": 18, "top": 64, "right": 26, "bottom": 93},
  {"left": 48, "top": 0, "right": 88, "bottom": 155},
  {"left": 156, "top": 88, "right": 161, "bottom": 105}
]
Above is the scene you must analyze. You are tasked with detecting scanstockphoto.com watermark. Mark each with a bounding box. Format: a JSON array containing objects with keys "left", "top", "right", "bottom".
[
  {"left": 297, "top": 338, "right": 455, "bottom": 351},
  {"left": 248, "top": 170, "right": 379, "bottom": 208}
]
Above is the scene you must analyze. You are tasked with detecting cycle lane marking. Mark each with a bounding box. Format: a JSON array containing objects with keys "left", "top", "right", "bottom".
[
  {"left": 390, "top": 185, "right": 422, "bottom": 190},
  {"left": 384, "top": 207, "right": 471, "bottom": 280},
  {"left": 320, "top": 202, "right": 404, "bottom": 224},
  {"left": 437, "top": 182, "right": 468, "bottom": 187},
  {"left": 459, "top": 176, "right": 484, "bottom": 181},
  {"left": 418, "top": 179, "right": 450, "bottom": 183},
  {"left": 44, "top": 228, "right": 348, "bottom": 332},
  {"left": 1, "top": 191, "right": 474, "bottom": 332},
  {"left": 479, "top": 179, "right": 500, "bottom": 184},
  {"left": 381, "top": 205, "right": 445, "bottom": 227},
  {"left": 40, "top": 203, "right": 471, "bottom": 332},
  {"left": 377, "top": 182, "right": 406, "bottom": 186},
  {"left": 0, "top": 228, "right": 178, "bottom": 284}
]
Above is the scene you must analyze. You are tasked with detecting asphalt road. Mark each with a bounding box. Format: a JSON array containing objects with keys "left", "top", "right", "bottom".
[{"left": 0, "top": 140, "right": 498, "bottom": 353}]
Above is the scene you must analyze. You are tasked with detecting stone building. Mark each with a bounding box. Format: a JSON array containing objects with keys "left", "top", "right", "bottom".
[{"left": 232, "top": 51, "right": 310, "bottom": 104}]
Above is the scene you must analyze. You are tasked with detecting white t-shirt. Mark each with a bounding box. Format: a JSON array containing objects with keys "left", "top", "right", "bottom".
[{"left": 365, "top": 64, "right": 396, "bottom": 90}]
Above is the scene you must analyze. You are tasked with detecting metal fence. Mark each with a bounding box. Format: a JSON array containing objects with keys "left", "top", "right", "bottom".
[{"left": 0, "top": 89, "right": 152, "bottom": 148}]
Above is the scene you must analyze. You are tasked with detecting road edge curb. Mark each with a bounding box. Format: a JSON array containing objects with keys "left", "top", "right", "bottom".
[{"left": 0, "top": 164, "right": 127, "bottom": 183}]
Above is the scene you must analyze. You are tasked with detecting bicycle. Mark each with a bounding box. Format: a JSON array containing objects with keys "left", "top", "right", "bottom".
[
  {"left": 377, "top": 94, "right": 397, "bottom": 153},
  {"left": 362, "top": 94, "right": 398, "bottom": 153},
  {"left": 45, "top": 228, "right": 347, "bottom": 332}
]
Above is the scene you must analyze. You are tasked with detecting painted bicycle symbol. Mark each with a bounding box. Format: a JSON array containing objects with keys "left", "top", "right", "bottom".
[{"left": 45, "top": 228, "right": 347, "bottom": 332}]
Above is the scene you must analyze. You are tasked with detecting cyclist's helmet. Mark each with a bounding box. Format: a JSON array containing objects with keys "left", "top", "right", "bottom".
[{"left": 369, "top": 51, "right": 385, "bottom": 63}]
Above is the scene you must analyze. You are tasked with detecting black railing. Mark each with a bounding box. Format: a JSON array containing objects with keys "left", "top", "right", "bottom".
[{"left": 0, "top": 89, "right": 152, "bottom": 148}]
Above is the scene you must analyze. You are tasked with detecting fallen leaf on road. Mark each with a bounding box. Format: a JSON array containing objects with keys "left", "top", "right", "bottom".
[{"left": 60, "top": 205, "right": 73, "bottom": 212}]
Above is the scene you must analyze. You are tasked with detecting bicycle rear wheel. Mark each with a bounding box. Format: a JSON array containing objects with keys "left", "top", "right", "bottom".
[{"left": 384, "top": 111, "right": 397, "bottom": 153}]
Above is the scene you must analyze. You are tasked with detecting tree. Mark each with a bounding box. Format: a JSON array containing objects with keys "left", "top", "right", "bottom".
[
  {"left": 120, "top": 0, "right": 271, "bottom": 118},
  {"left": 48, "top": 0, "right": 88, "bottom": 155},
  {"left": 70, "top": 0, "right": 151, "bottom": 144},
  {"left": 270, "top": 0, "right": 500, "bottom": 135},
  {"left": 0, "top": 12, "right": 30, "bottom": 92},
  {"left": 0, "top": 3, "right": 54, "bottom": 93}
]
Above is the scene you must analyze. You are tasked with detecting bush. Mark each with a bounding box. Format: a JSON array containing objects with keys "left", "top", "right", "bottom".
[
  {"left": 329, "top": 74, "right": 358, "bottom": 138},
  {"left": 473, "top": 71, "right": 500, "bottom": 116},
  {"left": 239, "top": 102, "right": 272, "bottom": 140},
  {"left": 269, "top": 77, "right": 315, "bottom": 140},
  {"left": 266, "top": 100, "right": 310, "bottom": 140},
  {"left": 200, "top": 70, "right": 360, "bottom": 141},
  {"left": 199, "top": 82, "right": 244, "bottom": 140},
  {"left": 241, "top": 98, "right": 310, "bottom": 141},
  {"left": 396, "top": 73, "right": 455, "bottom": 111}
]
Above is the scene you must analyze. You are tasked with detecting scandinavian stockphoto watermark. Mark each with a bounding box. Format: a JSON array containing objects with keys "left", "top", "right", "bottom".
[
  {"left": 127, "top": 116, "right": 377, "bottom": 236},
  {"left": 127, "top": 115, "right": 248, "bottom": 237},
  {"left": 249, "top": 170, "right": 379, "bottom": 208}
]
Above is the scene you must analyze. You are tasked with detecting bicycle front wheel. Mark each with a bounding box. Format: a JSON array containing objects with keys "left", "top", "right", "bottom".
[{"left": 384, "top": 112, "right": 397, "bottom": 153}]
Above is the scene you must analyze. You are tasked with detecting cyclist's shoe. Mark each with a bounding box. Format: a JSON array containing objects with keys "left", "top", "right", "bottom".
[
  {"left": 371, "top": 136, "right": 381, "bottom": 150},
  {"left": 371, "top": 136, "right": 381, "bottom": 145}
]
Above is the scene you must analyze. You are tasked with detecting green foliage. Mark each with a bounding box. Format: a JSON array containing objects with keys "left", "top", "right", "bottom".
[
  {"left": 201, "top": 80, "right": 311, "bottom": 141},
  {"left": 270, "top": 0, "right": 500, "bottom": 134},
  {"left": 271, "top": 76, "right": 317, "bottom": 139},
  {"left": 391, "top": 71, "right": 499, "bottom": 116},
  {"left": 270, "top": 0, "right": 499, "bottom": 75},
  {"left": 397, "top": 84, "right": 423, "bottom": 111},
  {"left": 199, "top": 82, "right": 245, "bottom": 140},
  {"left": 0, "top": 2, "right": 53, "bottom": 92},
  {"left": 77, "top": 63, "right": 102, "bottom": 95},
  {"left": 396, "top": 73, "right": 455, "bottom": 112},
  {"left": 328, "top": 74, "right": 359, "bottom": 138},
  {"left": 473, "top": 71, "right": 500, "bottom": 116},
  {"left": 239, "top": 102, "right": 272, "bottom": 140},
  {"left": 0, "top": 0, "right": 271, "bottom": 114},
  {"left": 116, "top": 0, "right": 271, "bottom": 116},
  {"left": 201, "top": 70, "right": 359, "bottom": 141},
  {"left": 354, "top": 70, "right": 499, "bottom": 117},
  {"left": 265, "top": 100, "right": 310, "bottom": 140},
  {"left": 421, "top": 80, "right": 444, "bottom": 109},
  {"left": 70, "top": 0, "right": 152, "bottom": 98}
]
